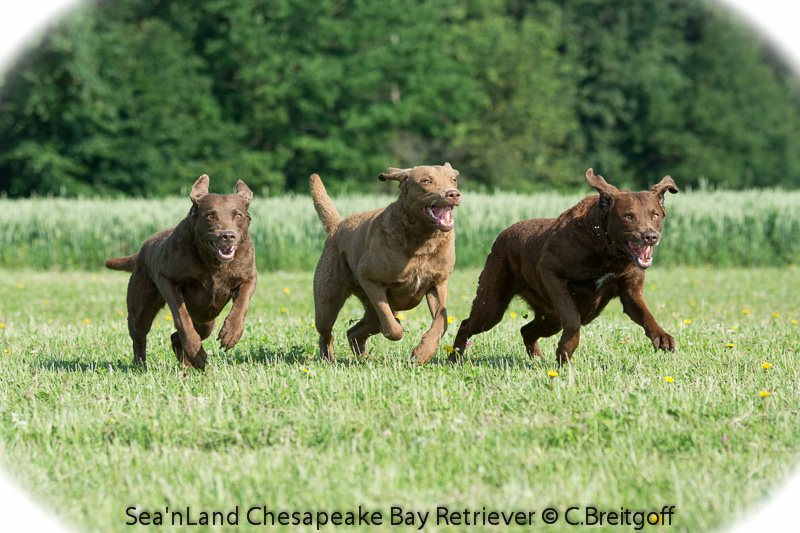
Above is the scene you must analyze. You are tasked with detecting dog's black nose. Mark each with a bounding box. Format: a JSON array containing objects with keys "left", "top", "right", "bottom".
[
  {"left": 642, "top": 231, "right": 659, "bottom": 245},
  {"left": 220, "top": 231, "right": 236, "bottom": 244},
  {"left": 446, "top": 189, "right": 461, "bottom": 202}
]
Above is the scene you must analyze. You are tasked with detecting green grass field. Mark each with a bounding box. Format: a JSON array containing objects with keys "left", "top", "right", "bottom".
[{"left": 1, "top": 264, "right": 799, "bottom": 532}]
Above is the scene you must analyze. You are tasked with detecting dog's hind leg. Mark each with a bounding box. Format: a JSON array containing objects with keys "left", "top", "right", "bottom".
[
  {"left": 126, "top": 270, "right": 165, "bottom": 368},
  {"left": 520, "top": 313, "right": 561, "bottom": 359},
  {"left": 313, "top": 245, "right": 350, "bottom": 362},
  {"left": 451, "top": 252, "right": 516, "bottom": 361},
  {"left": 347, "top": 306, "right": 381, "bottom": 357}
]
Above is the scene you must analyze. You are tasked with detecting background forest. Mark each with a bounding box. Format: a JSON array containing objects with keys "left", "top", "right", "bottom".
[{"left": 2, "top": 0, "right": 800, "bottom": 197}]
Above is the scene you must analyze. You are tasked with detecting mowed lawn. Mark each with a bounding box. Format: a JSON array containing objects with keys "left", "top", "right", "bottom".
[{"left": 1, "top": 266, "right": 799, "bottom": 532}]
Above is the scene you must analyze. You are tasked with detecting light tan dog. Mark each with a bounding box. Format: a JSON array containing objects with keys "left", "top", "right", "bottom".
[{"left": 311, "top": 163, "right": 461, "bottom": 364}]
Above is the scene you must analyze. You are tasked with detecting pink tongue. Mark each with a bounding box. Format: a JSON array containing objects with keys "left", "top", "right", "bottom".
[
  {"left": 629, "top": 242, "right": 653, "bottom": 261},
  {"left": 432, "top": 206, "right": 451, "bottom": 221}
]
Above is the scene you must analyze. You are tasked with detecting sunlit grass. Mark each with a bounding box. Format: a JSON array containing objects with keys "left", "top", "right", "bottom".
[{"left": 0, "top": 267, "right": 799, "bottom": 532}]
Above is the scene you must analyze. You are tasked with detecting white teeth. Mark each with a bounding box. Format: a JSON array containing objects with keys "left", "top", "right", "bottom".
[{"left": 428, "top": 207, "right": 435, "bottom": 218}]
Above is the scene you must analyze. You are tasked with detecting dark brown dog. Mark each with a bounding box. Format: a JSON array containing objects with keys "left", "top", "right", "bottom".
[
  {"left": 311, "top": 163, "right": 461, "bottom": 365},
  {"left": 105, "top": 175, "right": 257, "bottom": 369},
  {"left": 452, "top": 168, "right": 678, "bottom": 364}
]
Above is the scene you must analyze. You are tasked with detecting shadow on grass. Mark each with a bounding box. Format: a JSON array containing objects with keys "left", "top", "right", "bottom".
[
  {"left": 221, "top": 344, "right": 316, "bottom": 366},
  {"left": 35, "top": 358, "right": 144, "bottom": 374}
]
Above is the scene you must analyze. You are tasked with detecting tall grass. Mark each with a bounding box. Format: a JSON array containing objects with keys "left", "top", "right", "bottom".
[{"left": 1, "top": 189, "right": 798, "bottom": 271}]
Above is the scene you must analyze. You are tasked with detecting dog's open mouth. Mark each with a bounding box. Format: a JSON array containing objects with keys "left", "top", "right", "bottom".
[
  {"left": 624, "top": 241, "right": 654, "bottom": 269},
  {"left": 210, "top": 241, "right": 237, "bottom": 263},
  {"left": 421, "top": 205, "right": 455, "bottom": 230}
]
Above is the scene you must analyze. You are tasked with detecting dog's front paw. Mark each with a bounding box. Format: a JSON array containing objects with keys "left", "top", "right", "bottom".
[
  {"left": 217, "top": 322, "right": 244, "bottom": 351},
  {"left": 650, "top": 330, "right": 676, "bottom": 352},
  {"left": 382, "top": 322, "right": 404, "bottom": 341},
  {"left": 184, "top": 348, "right": 207, "bottom": 370}
]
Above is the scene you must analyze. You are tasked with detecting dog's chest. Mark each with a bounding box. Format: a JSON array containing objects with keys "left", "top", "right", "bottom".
[{"left": 180, "top": 277, "right": 236, "bottom": 320}]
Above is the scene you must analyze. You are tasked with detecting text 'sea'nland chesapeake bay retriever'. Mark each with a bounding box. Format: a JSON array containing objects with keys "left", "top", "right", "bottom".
[
  {"left": 311, "top": 163, "right": 461, "bottom": 365},
  {"left": 452, "top": 168, "right": 679, "bottom": 365},
  {"left": 105, "top": 175, "right": 257, "bottom": 370}
]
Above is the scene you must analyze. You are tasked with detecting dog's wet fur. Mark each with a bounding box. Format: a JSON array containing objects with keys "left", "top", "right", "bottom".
[
  {"left": 452, "top": 168, "right": 678, "bottom": 365},
  {"left": 105, "top": 175, "right": 257, "bottom": 369},
  {"left": 311, "top": 163, "right": 461, "bottom": 365}
]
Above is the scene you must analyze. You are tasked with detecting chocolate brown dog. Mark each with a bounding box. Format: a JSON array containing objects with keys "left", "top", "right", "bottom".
[
  {"left": 105, "top": 175, "right": 257, "bottom": 369},
  {"left": 311, "top": 163, "right": 461, "bottom": 365},
  {"left": 452, "top": 168, "right": 678, "bottom": 364}
]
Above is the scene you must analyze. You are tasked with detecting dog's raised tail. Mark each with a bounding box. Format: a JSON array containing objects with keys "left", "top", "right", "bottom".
[
  {"left": 310, "top": 174, "right": 342, "bottom": 235},
  {"left": 105, "top": 254, "right": 137, "bottom": 272}
]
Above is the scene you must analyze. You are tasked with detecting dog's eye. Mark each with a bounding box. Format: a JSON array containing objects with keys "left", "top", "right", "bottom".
[
  {"left": 653, "top": 213, "right": 660, "bottom": 220},
  {"left": 625, "top": 214, "right": 634, "bottom": 221},
  {"left": 235, "top": 213, "right": 243, "bottom": 220},
  {"left": 206, "top": 213, "right": 214, "bottom": 220},
  {"left": 422, "top": 179, "right": 432, "bottom": 184}
]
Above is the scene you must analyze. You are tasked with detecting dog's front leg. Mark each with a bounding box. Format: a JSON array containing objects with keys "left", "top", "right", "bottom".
[
  {"left": 539, "top": 268, "right": 581, "bottom": 365},
  {"left": 359, "top": 279, "right": 404, "bottom": 341},
  {"left": 619, "top": 281, "right": 675, "bottom": 352},
  {"left": 218, "top": 276, "right": 258, "bottom": 351},
  {"left": 156, "top": 280, "right": 207, "bottom": 370},
  {"left": 412, "top": 283, "right": 449, "bottom": 365}
]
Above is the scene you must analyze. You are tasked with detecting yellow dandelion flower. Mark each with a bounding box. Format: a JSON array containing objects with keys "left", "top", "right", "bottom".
[
  {"left": 759, "top": 390, "right": 771, "bottom": 398},
  {"left": 742, "top": 309, "right": 750, "bottom": 315},
  {"left": 732, "top": 325, "right": 738, "bottom": 330},
  {"left": 762, "top": 363, "right": 772, "bottom": 370},
  {"left": 684, "top": 319, "right": 691, "bottom": 325},
  {"left": 397, "top": 313, "right": 404, "bottom": 320},
  {"left": 792, "top": 320, "right": 798, "bottom": 325},
  {"left": 280, "top": 307, "right": 287, "bottom": 313},
  {"left": 0, "top": 323, "right": 4, "bottom": 328},
  {"left": 16, "top": 283, "right": 24, "bottom": 289},
  {"left": 83, "top": 318, "right": 91, "bottom": 325},
  {"left": 548, "top": 370, "right": 558, "bottom": 378},
  {"left": 773, "top": 312, "right": 780, "bottom": 318},
  {"left": 650, "top": 284, "right": 657, "bottom": 290},
  {"left": 283, "top": 288, "right": 290, "bottom": 294},
  {"left": 109, "top": 418, "right": 115, "bottom": 423},
  {"left": 165, "top": 315, "right": 172, "bottom": 321},
  {"left": 447, "top": 317, "right": 454, "bottom": 324},
  {"left": 510, "top": 312, "right": 517, "bottom": 318},
  {"left": 726, "top": 343, "right": 735, "bottom": 348},
  {"left": 301, "top": 367, "right": 309, "bottom": 374},
  {"left": 664, "top": 376, "right": 674, "bottom": 383},
  {"left": 444, "top": 345, "right": 454, "bottom": 353}
]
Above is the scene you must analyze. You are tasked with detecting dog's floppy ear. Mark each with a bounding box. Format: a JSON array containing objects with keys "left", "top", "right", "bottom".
[
  {"left": 235, "top": 180, "right": 253, "bottom": 208},
  {"left": 586, "top": 168, "right": 617, "bottom": 209},
  {"left": 650, "top": 176, "right": 679, "bottom": 208},
  {"left": 378, "top": 167, "right": 411, "bottom": 182},
  {"left": 443, "top": 162, "right": 460, "bottom": 177},
  {"left": 191, "top": 174, "right": 210, "bottom": 205}
]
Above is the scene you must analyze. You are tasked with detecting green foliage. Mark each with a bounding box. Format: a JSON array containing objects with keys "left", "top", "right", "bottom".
[
  {"left": 2, "top": 0, "right": 800, "bottom": 196},
  {"left": 1, "top": 268, "right": 799, "bottom": 532},
  {"left": 0, "top": 190, "right": 798, "bottom": 272}
]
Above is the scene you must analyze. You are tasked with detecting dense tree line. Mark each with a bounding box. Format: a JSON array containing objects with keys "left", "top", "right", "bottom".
[{"left": 1, "top": 0, "right": 799, "bottom": 197}]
